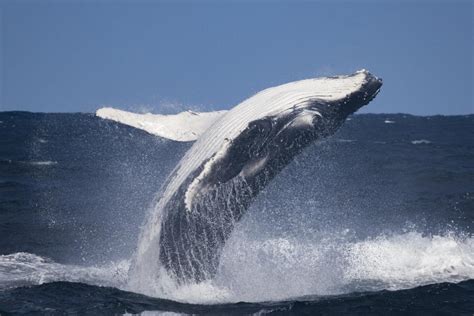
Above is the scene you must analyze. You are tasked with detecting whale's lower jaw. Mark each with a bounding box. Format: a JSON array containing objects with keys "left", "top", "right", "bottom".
[{"left": 139, "top": 70, "right": 382, "bottom": 284}]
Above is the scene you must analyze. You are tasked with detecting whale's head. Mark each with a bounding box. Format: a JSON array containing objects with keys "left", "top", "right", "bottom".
[
  {"left": 275, "top": 70, "right": 383, "bottom": 139},
  {"left": 333, "top": 69, "right": 382, "bottom": 117},
  {"left": 245, "top": 70, "right": 383, "bottom": 154}
]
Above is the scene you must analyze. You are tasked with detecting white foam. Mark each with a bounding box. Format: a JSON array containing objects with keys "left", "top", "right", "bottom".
[
  {"left": 411, "top": 139, "right": 431, "bottom": 145},
  {"left": 384, "top": 119, "right": 395, "bottom": 124},
  {"left": 346, "top": 232, "right": 474, "bottom": 290},
  {"left": 96, "top": 108, "right": 227, "bottom": 142},
  {"left": 336, "top": 139, "right": 356, "bottom": 143},
  {"left": 209, "top": 231, "right": 474, "bottom": 302},
  {"left": 126, "top": 230, "right": 474, "bottom": 303},
  {"left": 0, "top": 252, "right": 129, "bottom": 291},
  {"left": 28, "top": 160, "right": 58, "bottom": 166},
  {"left": 1, "top": 230, "right": 472, "bottom": 304}
]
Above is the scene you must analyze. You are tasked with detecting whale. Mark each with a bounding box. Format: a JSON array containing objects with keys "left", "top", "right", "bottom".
[{"left": 131, "top": 70, "right": 383, "bottom": 285}]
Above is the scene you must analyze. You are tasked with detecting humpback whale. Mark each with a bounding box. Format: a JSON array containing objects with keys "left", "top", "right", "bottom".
[{"left": 130, "top": 70, "right": 382, "bottom": 286}]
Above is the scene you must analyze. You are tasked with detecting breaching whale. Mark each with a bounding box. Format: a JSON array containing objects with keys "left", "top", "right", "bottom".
[{"left": 127, "top": 70, "right": 382, "bottom": 286}]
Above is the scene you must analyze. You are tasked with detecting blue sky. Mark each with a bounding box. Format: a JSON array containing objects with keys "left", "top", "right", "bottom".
[{"left": 1, "top": 1, "right": 472, "bottom": 115}]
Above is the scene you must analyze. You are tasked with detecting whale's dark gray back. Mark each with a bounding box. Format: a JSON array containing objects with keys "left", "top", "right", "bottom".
[{"left": 133, "top": 70, "right": 382, "bottom": 284}]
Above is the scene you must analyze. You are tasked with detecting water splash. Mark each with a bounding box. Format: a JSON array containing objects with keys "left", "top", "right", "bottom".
[
  {"left": 2, "top": 230, "right": 472, "bottom": 303},
  {"left": 0, "top": 252, "right": 129, "bottom": 291},
  {"left": 125, "top": 229, "right": 474, "bottom": 303}
]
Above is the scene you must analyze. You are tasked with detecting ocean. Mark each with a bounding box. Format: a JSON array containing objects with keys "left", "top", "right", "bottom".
[{"left": 0, "top": 111, "right": 473, "bottom": 314}]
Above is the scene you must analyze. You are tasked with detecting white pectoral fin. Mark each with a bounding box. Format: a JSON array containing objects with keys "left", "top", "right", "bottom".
[{"left": 96, "top": 107, "right": 228, "bottom": 142}]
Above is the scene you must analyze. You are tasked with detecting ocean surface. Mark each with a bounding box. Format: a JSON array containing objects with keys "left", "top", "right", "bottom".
[{"left": 0, "top": 111, "right": 473, "bottom": 315}]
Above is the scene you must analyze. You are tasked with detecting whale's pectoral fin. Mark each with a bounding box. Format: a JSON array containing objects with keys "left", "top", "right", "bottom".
[
  {"left": 96, "top": 108, "right": 228, "bottom": 142},
  {"left": 203, "top": 117, "right": 276, "bottom": 184}
]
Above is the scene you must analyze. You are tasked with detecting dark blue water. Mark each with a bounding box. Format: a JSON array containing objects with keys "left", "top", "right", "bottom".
[{"left": 0, "top": 112, "right": 473, "bottom": 314}]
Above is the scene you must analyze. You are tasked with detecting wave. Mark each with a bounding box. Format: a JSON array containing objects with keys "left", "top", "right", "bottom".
[
  {"left": 2, "top": 279, "right": 473, "bottom": 315},
  {"left": 27, "top": 160, "right": 58, "bottom": 166},
  {"left": 0, "top": 231, "right": 472, "bottom": 304},
  {"left": 0, "top": 252, "right": 129, "bottom": 291},
  {"left": 0, "top": 159, "right": 58, "bottom": 166},
  {"left": 345, "top": 232, "right": 474, "bottom": 289},
  {"left": 411, "top": 139, "right": 431, "bottom": 145},
  {"left": 0, "top": 231, "right": 474, "bottom": 304},
  {"left": 207, "top": 230, "right": 474, "bottom": 303},
  {"left": 335, "top": 139, "right": 356, "bottom": 143},
  {"left": 0, "top": 231, "right": 461, "bottom": 303}
]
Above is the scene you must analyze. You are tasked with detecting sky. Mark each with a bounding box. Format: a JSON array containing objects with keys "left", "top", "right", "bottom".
[{"left": 0, "top": 1, "right": 472, "bottom": 115}]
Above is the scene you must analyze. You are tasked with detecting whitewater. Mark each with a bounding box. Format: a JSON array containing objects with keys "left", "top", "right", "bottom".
[{"left": 1, "top": 230, "right": 473, "bottom": 303}]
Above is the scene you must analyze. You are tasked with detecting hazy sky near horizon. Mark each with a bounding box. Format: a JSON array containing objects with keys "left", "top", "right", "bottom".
[{"left": 1, "top": 1, "right": 472, "bottom": 115}]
